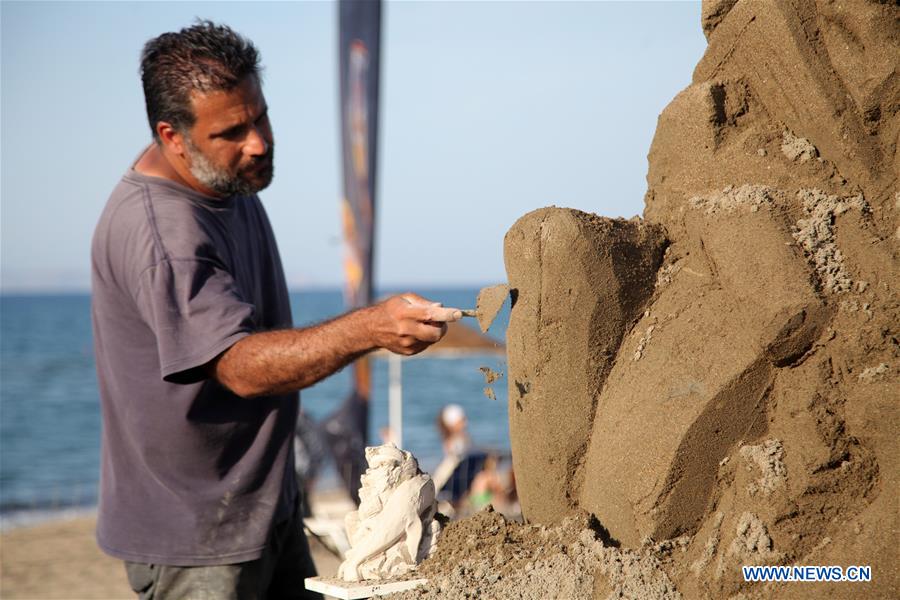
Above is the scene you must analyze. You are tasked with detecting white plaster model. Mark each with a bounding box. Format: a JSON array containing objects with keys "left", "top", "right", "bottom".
[{"left": 337, "top": 444, "right": 441, "bottom": 582}]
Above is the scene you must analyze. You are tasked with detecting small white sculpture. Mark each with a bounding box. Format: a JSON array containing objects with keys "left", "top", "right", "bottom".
[{"left": 337, "top": 444, "right": 441, "bottom": 582}]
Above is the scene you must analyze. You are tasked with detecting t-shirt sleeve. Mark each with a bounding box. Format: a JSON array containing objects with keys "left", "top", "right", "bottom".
[{"left": 134, "top": 258, "right": 256, "bottom": 384}]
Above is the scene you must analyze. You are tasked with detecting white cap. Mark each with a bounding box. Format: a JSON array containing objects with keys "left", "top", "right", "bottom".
[{"left": 441, "top": 404, "right": 466, "bottom": 428}]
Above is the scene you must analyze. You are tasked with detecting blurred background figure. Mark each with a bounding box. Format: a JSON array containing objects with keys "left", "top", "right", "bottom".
[
  {"left": 431, "top": 404, "right": 519, "bottom": 516},
  {"left": 378, "top": 426, "right": 398, "bottom": 446},
  {"left": 467, "top": 453, "right": 513, "bottom": 513},
  {"left": 433, "top": 403, "right": 493, "bottom": 514},
  {"left": 294, "top": 409, "right": 328, "bottom": 517},
  {"left": 432, "top": 403, "right": 471, "bottom": 493},
  {"left": 437, "top": 404, "right": 470, "bottom": 458}
]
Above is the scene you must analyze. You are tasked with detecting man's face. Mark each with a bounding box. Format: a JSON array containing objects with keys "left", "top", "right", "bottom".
[{"left": 182, "top": 75, "right": 274, "bottom": 197}]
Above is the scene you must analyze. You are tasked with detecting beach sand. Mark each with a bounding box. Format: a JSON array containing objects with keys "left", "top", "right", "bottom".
[{"left": 0, "top": 512, "right": 343, "bottom": 599}]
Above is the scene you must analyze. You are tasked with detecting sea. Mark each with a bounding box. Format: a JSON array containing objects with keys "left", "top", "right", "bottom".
[{"left": 0, "top": 287, "right": 511, "bottom": 530}]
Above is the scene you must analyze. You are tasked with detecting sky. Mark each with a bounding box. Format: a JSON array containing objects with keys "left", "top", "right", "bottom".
[{"left": 1, "top": 1, "right": 706, "bottom": 292}]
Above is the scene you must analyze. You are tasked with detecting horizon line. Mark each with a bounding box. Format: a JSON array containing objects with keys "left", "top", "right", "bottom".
[{"left": 0, "top": 281, "right": 504, "bottom": 297}]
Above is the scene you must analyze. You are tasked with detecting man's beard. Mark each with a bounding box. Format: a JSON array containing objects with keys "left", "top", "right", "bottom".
[{"left": 185, "top": 139, "right": 274, "bottom": 197}]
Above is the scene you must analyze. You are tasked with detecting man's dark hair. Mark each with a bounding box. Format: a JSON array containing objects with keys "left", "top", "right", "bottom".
[{"left": 140, "top": 20, "right": 261, "bottom": 141}]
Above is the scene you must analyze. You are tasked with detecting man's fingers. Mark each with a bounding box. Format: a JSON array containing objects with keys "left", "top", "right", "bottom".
[
  {"left": 391, "top": 337, "right": 432, "bottom": 356},
  {"left": 428, "top": 306, "right": 463, "bottom": 322},
  {"left": 399, "top": 303, "right": 461, "bottom": 323},
  {"left": 407, "top": 340, "right": 432, "bottom": 355},
  {"left": 400, "top": 293, "right": 431, "bottom": 307},
  {"left": 406, "top": 304, "right": 461, "bottom": 323},
  {"left": 386, "top": 320, "right": 447, "bottom": 356},
  {"left": 434, "top": 321, "right": 449, "bottom": 338},
  {"left": 415, "top": 321, "right": 446, "bottom": 343},
  {"left": 401, "top": 321, "right": 446, "bottom": 343}
]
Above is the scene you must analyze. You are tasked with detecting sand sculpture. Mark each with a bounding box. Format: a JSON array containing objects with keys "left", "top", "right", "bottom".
[
  {"left": 505, "top": 212, "right": 667, "bottom": 523},
  {"left": 504, "top": 0, "right": 898, "bottom": 597},
  {"left": 337, "top": 444, "right": 441, "bottom": 582},
  {"left": 394, "top": 1, "right": 897, "bottom": 598}
]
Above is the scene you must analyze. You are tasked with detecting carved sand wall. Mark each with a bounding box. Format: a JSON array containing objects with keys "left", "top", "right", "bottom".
[{"left": 504, "top": 1, "right": 898, "bottom": 597}]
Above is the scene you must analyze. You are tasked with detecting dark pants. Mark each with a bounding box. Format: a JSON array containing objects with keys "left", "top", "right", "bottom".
[{"left": 124, "top": 501, "right": 323, "bottom": 600}]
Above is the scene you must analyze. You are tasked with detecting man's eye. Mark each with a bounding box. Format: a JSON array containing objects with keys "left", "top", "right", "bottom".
[{"left": 221, "top": 127, "right": 243, "bottom": 140}]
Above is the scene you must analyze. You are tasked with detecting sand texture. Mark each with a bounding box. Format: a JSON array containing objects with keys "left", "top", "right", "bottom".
[
  {"left": 0, "top": 515, "right": 342, "bottom": 598},
  {"left": 504, "top": 209, "right": 665, "bottom": 525},
  {"left": 393, "top": 508, "right": 681, "bottom": 600},
  {"left": 0, "top": 517, "right": 134, "bottom": 599},
  {"left": 404, "top": 1, "right": 899, "bottom": 598}
]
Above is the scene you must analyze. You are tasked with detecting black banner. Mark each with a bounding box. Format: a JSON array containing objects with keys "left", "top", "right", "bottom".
[{"left": 324, "top": 0, "right": 382, "bottom": 505}]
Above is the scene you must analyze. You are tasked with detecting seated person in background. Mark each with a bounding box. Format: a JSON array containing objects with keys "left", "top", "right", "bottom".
[
  {"left": 467, "top": 453, "right": 509, "bottom": 512},
  {"left": 431, "top": 404, "right": 471, "bottom": 490}
]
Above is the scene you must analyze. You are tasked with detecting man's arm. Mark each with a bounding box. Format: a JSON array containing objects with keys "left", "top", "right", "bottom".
[{"left": 209, "top": 294, "right": 461, "bottom": 398}]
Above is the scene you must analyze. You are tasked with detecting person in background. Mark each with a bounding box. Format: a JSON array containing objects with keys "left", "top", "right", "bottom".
[
  {"left": 467, "top": 453, "right": 511, "bottom": 512},
  {"left": 431, "top": 404, "right": 471, "bottom": 492},
  {"left": 437, "top": 404, "right": 470, "bottom": 457}
]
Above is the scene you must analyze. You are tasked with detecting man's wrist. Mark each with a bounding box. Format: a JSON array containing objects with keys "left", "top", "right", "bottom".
[{"left": 346, "top": 305, "right": 380, "bottom": 354}]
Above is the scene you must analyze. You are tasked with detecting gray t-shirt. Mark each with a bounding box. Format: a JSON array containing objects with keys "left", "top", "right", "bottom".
[{"left": 91, "top": 167, "right": 298, "bottom": 566}]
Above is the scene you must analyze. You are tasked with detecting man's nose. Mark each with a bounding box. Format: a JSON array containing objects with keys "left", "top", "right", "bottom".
[{"left": 244, "top": 127, "right": 269, "bottom": 157}]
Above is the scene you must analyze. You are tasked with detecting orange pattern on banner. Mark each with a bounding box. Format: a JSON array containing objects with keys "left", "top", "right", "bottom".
[
  {"left": 341, "top": 199, "right": 364, "bottom": 297},
  {"left": 354, "top": 357, "right": 371, "bottom": 397},
  {"left": 342, "top": 39, "right": 373, "bottom": 313}
]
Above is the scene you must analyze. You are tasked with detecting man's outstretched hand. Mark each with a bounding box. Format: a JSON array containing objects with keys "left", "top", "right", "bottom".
[
  {"left": 367, "top": 293, "right": 462, "bottom": 356},
  {"left": 210, "top": 292, "right": 462, "bottom": 398}
]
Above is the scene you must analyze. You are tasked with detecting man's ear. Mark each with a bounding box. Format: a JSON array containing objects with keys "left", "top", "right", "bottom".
[{"left": 156, "top": 121, "right": 186, "bottom": 156}]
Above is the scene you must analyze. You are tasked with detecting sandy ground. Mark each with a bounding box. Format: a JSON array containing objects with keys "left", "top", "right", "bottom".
[{"left": 0, "top": 510, "right": 343, "bottom": 599}]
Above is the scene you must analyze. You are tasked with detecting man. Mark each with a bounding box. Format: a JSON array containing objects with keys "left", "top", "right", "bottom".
[{"left": 91, "top": 21, "right": 460, "bottom": 599}]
